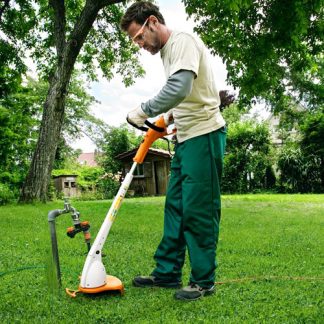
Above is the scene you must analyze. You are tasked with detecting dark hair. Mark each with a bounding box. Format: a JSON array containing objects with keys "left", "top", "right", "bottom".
[{"left": 120, "top": 1, "right": 165, "bottom": 31}]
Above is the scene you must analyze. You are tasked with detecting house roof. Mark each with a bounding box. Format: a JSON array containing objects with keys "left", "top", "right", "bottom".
[
  {"left": 77, "top": 152, "right": 98, "bottom": 167},
  {"left": 116, "top": 148, "right": 171, "bottom": 161}
]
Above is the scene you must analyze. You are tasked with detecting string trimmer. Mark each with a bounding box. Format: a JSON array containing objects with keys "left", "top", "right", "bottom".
[{"left": 66, "top": 115, "right": 169, "bottom": 297}]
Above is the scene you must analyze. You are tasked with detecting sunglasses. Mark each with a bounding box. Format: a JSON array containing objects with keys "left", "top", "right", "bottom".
[{"left": 132, "top": 18, "right": 149, "bottom": 44}]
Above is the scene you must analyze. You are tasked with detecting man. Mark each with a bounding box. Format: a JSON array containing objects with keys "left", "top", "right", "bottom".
[{"left": 120, "top": 1, "right": 226, "bottom": 301}]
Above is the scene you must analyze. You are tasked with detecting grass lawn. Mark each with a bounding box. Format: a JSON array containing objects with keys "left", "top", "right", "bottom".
[{"left": 0, "top": 194, "right": 323, "bottom": 323}]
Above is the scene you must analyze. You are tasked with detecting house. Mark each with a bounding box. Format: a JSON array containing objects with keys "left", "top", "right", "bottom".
[
  {"left": 77, "top": 152, "right": 98, "bottom": 167},
  {"left": 53, "top": 152, "right": 101, "bottom": 197},
  {"left": 116, "top": 148, "right": 172, "bottom": 196},
  {"left": 266, "top": 114, "right": 282, "bottom": 145},
  {"left": 53, "top": 174, "right": 79, "bottom": 197},
  {"left": 266, "top": 112, "right": 300, "bottom": 146}
]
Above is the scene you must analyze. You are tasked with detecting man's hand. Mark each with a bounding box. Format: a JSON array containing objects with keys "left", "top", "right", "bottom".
[
  {"left": 163, "top": 109, "right": 174, "bottom": 126},
  {"left": 126, "top": 105, "right": 149, "bottom": 128}
]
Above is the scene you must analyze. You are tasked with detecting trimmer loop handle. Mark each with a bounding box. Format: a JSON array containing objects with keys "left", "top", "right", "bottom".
[{"left": 126, "top": 118, "right": 165, "bottom": 133}]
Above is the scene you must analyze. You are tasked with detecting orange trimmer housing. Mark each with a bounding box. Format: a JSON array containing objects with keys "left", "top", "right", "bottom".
[{"left": 133, "top": 116, "right": 168, "bottom": 163}]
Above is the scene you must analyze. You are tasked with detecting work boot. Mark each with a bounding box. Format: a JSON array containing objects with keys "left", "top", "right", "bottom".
[
  {"left": 132, "top": 275, "right": 182, "bottom": 288},
  {"left": 174, "top": 283, "right": 215, "bottom": 301}
]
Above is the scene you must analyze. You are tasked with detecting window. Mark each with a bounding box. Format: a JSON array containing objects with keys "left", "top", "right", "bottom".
[
  {"left": 64, "top": 182, "right": 69, "bottom": 188},
  {"left": 133, "top": 164, "right": 144, "bottom": 178}
]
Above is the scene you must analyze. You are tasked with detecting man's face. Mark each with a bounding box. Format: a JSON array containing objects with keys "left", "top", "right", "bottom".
[{"left": 127, "top": 17, "right": 161, "bottom": 55}]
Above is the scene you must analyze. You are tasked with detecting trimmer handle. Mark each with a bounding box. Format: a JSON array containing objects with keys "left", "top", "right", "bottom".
[
  {"left": 133, "top": 116, "right": 167, "bottom": 164},
  {"left": 126, "top": 117, "right": 165, "bottom": 133}
]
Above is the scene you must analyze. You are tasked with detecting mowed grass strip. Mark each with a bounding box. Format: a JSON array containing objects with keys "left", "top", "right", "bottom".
[{"left": 0, "top": 194, "right": 323, "bottom": 323}]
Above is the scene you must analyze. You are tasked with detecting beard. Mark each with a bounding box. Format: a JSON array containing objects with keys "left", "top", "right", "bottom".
[{"left": 144, "top": 31, "right": 161, "bottom": 55}]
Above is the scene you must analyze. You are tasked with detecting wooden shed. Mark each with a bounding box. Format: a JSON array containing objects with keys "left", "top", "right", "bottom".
[
  {"left": 116, "top": 148, "right": 172, "bottom": 196},
  {"left": 53, "top": 174, "right": 79, "bottom": 197}
]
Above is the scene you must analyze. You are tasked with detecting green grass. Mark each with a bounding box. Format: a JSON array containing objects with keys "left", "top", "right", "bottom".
[{"left": 0, "top": 194, "right": 323, "bottom": 323}]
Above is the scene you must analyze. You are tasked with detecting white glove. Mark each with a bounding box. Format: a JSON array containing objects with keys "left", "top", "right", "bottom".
[
  {"left": 163, "top": 109, "right": 174, "bottom": 126},
  {"left": 127, "top": 105, "right": 149, "bottom": 128}
]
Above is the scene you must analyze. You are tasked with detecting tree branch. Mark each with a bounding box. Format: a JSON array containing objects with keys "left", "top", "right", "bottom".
[
  {"left": 98, "top": 0, "right": 125, "bottom": 7},
  {"left": 0, "top": 0, "right": 10, "bottom": 23},
  {"left": 49, "top": 0, "right": 66, "bottom": 57},
  {"left": 61, "top": 0, "right": 123, "bottom": 82}
]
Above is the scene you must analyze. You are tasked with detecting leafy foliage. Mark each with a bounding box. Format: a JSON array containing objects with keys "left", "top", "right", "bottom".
[
  {"left": 277, "top": 143, "right": 322, "bottom": 193},
  {"left": 97, "top": 122, "right": 173, "bottom": 175},
  {"left": 222, "top": 103, "right": 244, "bottom": 125},
  {"left": 300, "top": 109, "right": 324, "bottom": 158},
  {"left": 98, "top": 124, "right": 136, "bottom": 174},
  {"left": 0, "top": 183, "right": 16, "bottom": 205},
  {"left": 276, "top": 109, "right": 324, "bottom": 193},
  {"left": 0, "top": 0, "right": 144, "bottom": 84},
  {"left": 0, "top": 40, "right": 26, "bottom": 99},
  {"left": 0, "top": 77, "right": 42, "bottom": 191},
  {"left": 222, "top": 120, "right": 274, "bottom": 193},
  {"left": 1, "top": 0, "right": 146, "bottom": 202},
  {"left": 52, "top": 165, "right": 120, "bottom": 200},
  {"left": 0, "top": 8, "right": 38, "bottom": 190},
  {"left": 0, "top": 73, "right": 105, "bottom": 199},
  {"left": 183, "top": 0, "right": 324, "bottom": 111},
  {"left": 79, "top": 5, "right": 145, "bottom": 85}
]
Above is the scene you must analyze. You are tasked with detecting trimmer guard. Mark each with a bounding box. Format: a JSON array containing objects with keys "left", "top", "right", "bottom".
[{"left": 66, "top": 275, "right": 124, "bottom": 298}]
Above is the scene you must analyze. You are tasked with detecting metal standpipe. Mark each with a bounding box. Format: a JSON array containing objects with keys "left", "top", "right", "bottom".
[{"left": 48, "top": 200, "right": 72, "bottom": 287}]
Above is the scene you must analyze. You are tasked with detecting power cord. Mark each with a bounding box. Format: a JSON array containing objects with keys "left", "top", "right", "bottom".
[{"left": 1, "top": 266, "right": 323, "bottom": 284}]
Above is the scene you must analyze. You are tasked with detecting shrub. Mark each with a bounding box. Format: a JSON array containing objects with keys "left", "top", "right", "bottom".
[
  {"left": 222, "top": 120, "right": 275, "bottom": 193},
  {"left": 277, "top": 144, "right": 322, "bottom": 193},
  {"left": 0, "top": 183, "right": 16, "bottom": 205}
]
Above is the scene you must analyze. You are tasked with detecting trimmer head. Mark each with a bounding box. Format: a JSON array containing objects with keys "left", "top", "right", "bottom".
[{"left": 66, "top": 275, "right": 124, "bottom": 298}]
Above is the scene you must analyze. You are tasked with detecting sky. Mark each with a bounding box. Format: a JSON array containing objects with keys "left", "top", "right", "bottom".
[{"left": 72, "top": 0, "right": 231, "bottom": 152}]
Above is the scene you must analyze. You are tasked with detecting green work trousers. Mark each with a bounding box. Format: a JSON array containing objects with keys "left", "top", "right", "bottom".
[{"left": 151, "top": 127, "right": 226, "bottom": 288}]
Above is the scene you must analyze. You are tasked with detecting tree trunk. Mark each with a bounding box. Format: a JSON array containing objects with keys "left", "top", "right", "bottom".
[
  {"left": 19, "top": 0, "right": 123, "bottom": 203},
  {"left": 19, "top": 73, "right": 67, "bottom": 202}
]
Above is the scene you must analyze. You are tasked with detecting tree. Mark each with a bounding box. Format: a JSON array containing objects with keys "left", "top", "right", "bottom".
[
  {"left": 183, "top": 0, "right": 324, "bottom": 111},
  {"left": 98, "top": 124, "right": 135, "bottom": 174},
  {"left": 0, "top": 21, "right": 32, "bottom": 189},
  {"left": 0, "top": 68, "right": 106, "bottom": 197},
  {"left": 219, "top": 90, "right": 236, "bottom": 111},
  {"left": 1, "top": 0, "right": 144, "bottom": 202},
  {"left": 0, "top": 78, "right": 42, "bottom": 194}
]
